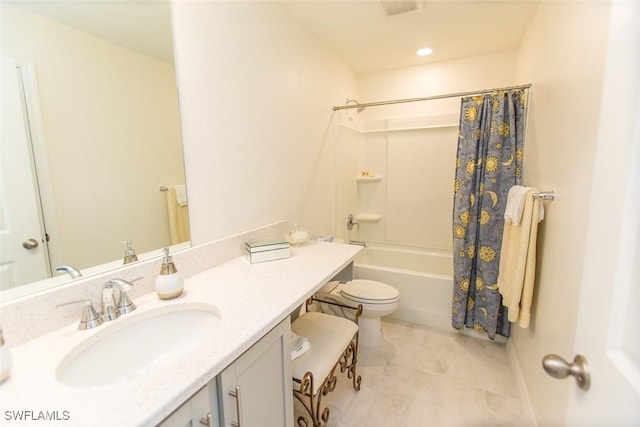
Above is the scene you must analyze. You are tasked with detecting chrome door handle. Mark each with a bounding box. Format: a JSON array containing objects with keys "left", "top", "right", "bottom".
[
  {"left": 199, "top": 412, "right": 213, "bottom": 426},
  {"left": 542, "top": 354, "right": 590, "bottom": 391},
  {"left": 22, "top": 238, "right": 39, "bottom": 249},
  {"left": 229, "top": 386, "right": 243, "bottom": 427}
]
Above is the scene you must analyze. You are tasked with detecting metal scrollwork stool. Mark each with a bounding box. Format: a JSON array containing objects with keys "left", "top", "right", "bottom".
[{"left": 291, "top": 298, "right": 362, "bottom": 427}]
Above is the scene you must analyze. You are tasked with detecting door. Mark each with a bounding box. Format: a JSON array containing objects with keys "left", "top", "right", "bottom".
[
  {"left": 158, "top": 383, "right": 219, "bottom": 427},
  {"left": 0, "top": 56, "right": 49, "bottom": 290},
  {"left": 218, "top": 318, "right": 293, "bottom": 427},
  {"left": 563, "top": 2, "right": 640, "bottom": 425}
]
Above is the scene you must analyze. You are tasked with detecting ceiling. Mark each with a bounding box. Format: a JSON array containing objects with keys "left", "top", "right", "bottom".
[
  {"left": 6, "top": 0, "right": 175, "bottom": 63},
  {"left": 279, "top": 0, "right": 540, "bottom": 74},
  {"left": 8, "top": 0, "right": 540, "bottom": 74}
]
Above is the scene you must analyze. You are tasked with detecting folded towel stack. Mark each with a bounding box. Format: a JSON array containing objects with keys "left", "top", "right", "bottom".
[{"left": 291, "top": 332, "right": 310, "bottom": 360}]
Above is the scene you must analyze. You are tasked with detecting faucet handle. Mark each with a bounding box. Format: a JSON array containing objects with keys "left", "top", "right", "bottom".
[
  {"left": 107, "top": 277, "right": 141, "bottom": 315},
  {"left": 107, "top": 277, "right": 136, "bottom": 291},
  {"left": 57, "top": 300, "right": 103, "bottom": 330}
]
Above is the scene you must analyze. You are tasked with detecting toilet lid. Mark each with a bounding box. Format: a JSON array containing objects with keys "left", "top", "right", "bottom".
[{"left": 340, "top": 280, "right": 399, "bottom": 303}]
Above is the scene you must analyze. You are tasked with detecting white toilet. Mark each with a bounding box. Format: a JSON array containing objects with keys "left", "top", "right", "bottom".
[{"left": 316, "top": 280, "right": 400, "bottom": 347}]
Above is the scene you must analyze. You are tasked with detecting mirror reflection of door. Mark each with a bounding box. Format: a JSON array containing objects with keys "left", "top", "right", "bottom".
[
  {"left": 2, "top": 3, "right": 189, "bottom": 296},
  {"left": 1, "top": 56, "right": 50, "bottom": 290}
]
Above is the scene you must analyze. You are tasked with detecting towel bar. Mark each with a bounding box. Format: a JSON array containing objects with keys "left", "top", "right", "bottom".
[{"left": 533, "top": 191, "right": 554, "bottom": 201}]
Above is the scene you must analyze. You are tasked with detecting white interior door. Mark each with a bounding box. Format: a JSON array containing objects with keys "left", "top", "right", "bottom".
[
  {"left": 0, "top": 56, "right": 49, "bottom": 289},
  {"left": 563, "top": 2, "right": 640, "bottom": 425}
]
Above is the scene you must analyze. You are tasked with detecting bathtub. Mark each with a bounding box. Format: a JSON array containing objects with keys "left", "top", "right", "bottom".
[{"left": 353, "top": 244, "right": 454, "bottom": 331}]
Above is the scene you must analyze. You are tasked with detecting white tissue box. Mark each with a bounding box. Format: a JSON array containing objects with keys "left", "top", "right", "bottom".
[{"left": 245, "top": 239, "right": 290, "bottom": 264}]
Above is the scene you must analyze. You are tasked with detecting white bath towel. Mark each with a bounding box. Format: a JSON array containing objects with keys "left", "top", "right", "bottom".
[
  {"left": 498, "top": 188, "right": 542, "bottom": 328},
  {"left": 174, "top": 184, "right": 188, "bottom": 207}
]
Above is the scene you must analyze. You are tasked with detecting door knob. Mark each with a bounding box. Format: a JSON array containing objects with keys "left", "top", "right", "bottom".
[
  {"left": 542, "top": 354, "right": 590, "bottom": 391},
  {"left": 22, "top": 238, "right": 39, "bottom": 249}
]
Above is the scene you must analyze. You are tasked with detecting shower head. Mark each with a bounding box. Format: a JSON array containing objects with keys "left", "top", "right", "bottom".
[{"left": 346, "top": 99, "right": 365, "bottom": 113}]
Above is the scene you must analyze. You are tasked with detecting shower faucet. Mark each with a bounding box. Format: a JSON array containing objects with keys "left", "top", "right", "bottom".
[{"left": 346, "top": 214, "right": 359, "bottom": 231}]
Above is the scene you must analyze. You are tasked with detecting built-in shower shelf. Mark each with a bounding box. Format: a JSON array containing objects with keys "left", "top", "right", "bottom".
[
  {"left": 355, "top": 214, "right": 382, "bottom": 222},
  {"left": 356, "top": 175, "right": 383, "bottom": 182}
]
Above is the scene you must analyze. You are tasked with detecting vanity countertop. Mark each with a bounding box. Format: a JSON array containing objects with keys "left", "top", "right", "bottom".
[{"left": 0, "top": 241, "right": 361, "bottom": 426}]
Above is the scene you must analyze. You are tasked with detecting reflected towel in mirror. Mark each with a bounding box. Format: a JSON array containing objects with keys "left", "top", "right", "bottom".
[
  {"left": 166, "top": 186, "right": 190, "bottom": 244},
  {"left": 174, "top": 184, "right": 188, "bottom": 206}
]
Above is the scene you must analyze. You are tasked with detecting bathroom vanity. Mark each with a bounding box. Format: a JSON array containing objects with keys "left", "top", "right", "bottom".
[
  {"left": 160, "top": 317, "right": 291, "bottom": 427},
  {"left": 0, "top": 241, "right": 361, "bottom": 426}
]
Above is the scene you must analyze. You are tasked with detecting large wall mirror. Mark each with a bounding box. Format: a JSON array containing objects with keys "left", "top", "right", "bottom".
[{"left": 1, "top": 1, "right": 189, "bottom": 299}]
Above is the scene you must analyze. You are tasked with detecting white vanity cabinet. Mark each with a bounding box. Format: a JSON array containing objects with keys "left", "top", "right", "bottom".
[
  {"left": 159, "top": 382, "right": 219, "bottom": 427},
  {"left": 160, "top": 317, "right": 293, "bottom": 427},
  {"left": 218, "top": 317, "right": 293, "bottom": 427}
]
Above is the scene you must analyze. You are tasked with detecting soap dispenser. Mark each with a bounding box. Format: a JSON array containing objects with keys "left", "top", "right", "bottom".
[
  {"left": 155, "top": 247, "right": 184, "bottom": 300},
  {"left": 121, "top": 240, "right": 139, "bottom": 265},
  {"left": 0, "top": 327, "right": 12, "bottom": 383}
]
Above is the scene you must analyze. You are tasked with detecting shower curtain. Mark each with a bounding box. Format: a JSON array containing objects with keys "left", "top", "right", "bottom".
[{"left": 451, "top": 89, "right": 527, "bottom": 339}]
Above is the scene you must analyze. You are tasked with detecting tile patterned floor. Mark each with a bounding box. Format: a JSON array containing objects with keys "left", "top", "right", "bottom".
[{"left": 294, "top": 319, "right": 528, "bottom": 427}]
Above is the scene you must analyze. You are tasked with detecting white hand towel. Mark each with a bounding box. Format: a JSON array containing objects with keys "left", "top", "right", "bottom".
[
  {"left": 291, "top": 332, "right": 310, "bottom": 360},
  {"left": 174, "top": 184, "right": 188, "bottom": 207},
  {"left": 504, "top": 185, "right": 545, "bottom": 224},
  {"left": 504, "top": 185, "right": 530, "bottom": 224}
]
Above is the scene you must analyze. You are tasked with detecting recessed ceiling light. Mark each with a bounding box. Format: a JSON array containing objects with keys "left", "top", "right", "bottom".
[{"left": 417, "top": 47, "right": 433, "bottom": 57}]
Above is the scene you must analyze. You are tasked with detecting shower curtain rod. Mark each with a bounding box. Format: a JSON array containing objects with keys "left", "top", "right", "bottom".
[{"left": 332, "top": 83, "right": 532, "bottom": 111}]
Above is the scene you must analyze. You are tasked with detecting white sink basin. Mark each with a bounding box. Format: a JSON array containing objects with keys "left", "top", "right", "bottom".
[{"left": 56, "top": 303, "right": 221, "bottom": 387}]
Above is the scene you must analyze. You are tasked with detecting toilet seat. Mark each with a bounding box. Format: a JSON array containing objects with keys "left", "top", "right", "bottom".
[{"left": 340, "top": 280, "right": 400, "bottom": 305}]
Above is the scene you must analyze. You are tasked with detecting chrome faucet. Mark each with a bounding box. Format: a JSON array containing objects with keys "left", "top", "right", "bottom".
[
  {"left": 101, "top": 278, "right": 138, "bottom": 321},
  {"left": 56, "top": 265, "right": 83, "bottom": 279}
]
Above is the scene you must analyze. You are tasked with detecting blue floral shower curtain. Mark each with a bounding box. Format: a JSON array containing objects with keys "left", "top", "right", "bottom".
[{"left": 451, "top": 89, "right": 527, "bottom": 339}]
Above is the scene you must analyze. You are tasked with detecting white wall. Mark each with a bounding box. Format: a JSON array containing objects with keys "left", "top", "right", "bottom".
[
  {"left": 171, "top": 1, "right": 358, "bottom": 244},
  {"left": 512, "top": 2, "right": 611, "bottom": 425},
  {"left": 332, "top": 122, "right": 363, "bottom": 243},
  {"left": 2, "top": 5, "right": 184, "bottom": 269},
  {"left": 358, "top": 50, "right": 519, "bottom": 120}
]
